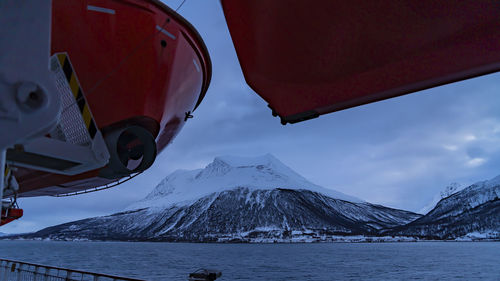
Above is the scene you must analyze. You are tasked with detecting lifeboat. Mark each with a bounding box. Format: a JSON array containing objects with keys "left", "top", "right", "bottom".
[
  {"left": 0, "top": 207, "right": 23, "bottom": 226},
  {"left": 1, "top": 0, "right": 211, "bottom": 198},
  {"left": 221, "top": 1, "right": 500, "bottom": 124}
]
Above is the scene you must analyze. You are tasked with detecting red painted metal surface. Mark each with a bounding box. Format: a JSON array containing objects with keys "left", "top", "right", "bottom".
[
  {"left": 52, "top": 0, "right": 210, "bottom": 136},
  {"left": 221, "top": 0, "right": 500, "bottom": 124},
  {"left": 14, "top": 0, "right": 211, "bottom": 197},
  {"left": 1, "top": 208, "right": 23, "bottom": 226}
]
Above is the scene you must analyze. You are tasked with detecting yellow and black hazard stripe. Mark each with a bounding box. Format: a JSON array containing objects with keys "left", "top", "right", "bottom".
[{"left": 56, "top": 53, "right": 98, "bottom": 139}]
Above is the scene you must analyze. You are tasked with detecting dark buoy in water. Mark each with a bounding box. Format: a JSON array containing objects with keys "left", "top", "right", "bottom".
[{"left": 188, "top": 269, "right": 222, "bottom": 281}]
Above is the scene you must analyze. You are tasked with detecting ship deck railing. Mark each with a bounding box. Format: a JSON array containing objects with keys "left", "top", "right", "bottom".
[{"left": 0, "top": 258, "right": 145, "bottom": 281}]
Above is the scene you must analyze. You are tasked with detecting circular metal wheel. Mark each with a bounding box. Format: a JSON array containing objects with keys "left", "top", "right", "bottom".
[{"left": 100, "top": 126, "right": 157, "bottom": 179}]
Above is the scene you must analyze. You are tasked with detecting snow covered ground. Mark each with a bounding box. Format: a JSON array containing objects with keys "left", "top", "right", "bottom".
[
  {"left": 127, "top": 154, "right": 362, "bottom": 210},
  {"left": 455, "top": 231, "right": 500, "bottom": 241}
]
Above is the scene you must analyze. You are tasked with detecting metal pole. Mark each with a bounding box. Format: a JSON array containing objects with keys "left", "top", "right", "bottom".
[
  {"left": 34, "top": 266, "right": 40, "bottom": 280},
  {"left": 43, "top": 267, "right": 50, "bottom": 281},
  {"left": 16, "top": 263, "right": 22, "bottom": 281},
  {"left": 0, "top": 260, "right": 5, "bottom": 280},
  {"left": 0, "top": 149, "right": 5, "bottom": 202},
  {"left": 2, "top": 261, "right": 10, "bottom": 281}
]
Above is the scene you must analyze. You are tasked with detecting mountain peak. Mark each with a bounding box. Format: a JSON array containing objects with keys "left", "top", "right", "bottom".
[
  {"left": 483, "top": 174, "right": 500, "bottom": 189},
  {"left": 195, "top": 154, "right": 286, "bottom": 180},
  {"left": 201, "top": 154, "right": 303, "bottom": 180},
  {"left": 213, "top": 154, "right": 280, "bottom": 168},
  {"left": 128, "top": 154, "right": 362, "bottom": 210}
]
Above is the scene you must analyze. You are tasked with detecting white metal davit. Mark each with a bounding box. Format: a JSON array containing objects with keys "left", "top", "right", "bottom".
[
  {"left": 0, "top": 0, "right": 110, "bottom": 225},
  {"left": 0, "top": 0, "right": 59, "bottom": 201}
]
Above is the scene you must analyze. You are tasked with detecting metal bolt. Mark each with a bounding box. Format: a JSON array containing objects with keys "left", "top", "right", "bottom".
[{"left": 16, "top": 82, "right": 47, "bottom": 112}]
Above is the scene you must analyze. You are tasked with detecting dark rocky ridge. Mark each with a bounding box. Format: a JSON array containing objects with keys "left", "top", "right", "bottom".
[
  {"left": 12, "top": 188, "right": 420, "bottom": 242},
  {"left": 5, "top": 154, "right": 499, "bottom": 242},
  {"left": 385, "top": 177, "right": 500, "bottom": 239}
]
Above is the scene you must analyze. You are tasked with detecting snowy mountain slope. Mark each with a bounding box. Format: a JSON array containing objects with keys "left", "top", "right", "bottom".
[
  {"left": 6, "top": 154, "right": 424, "bottom": 242},
  {"left": 417, "top": 175, "right": 500, "bottom": 222},
  {"left": 16, "top": 188, "right": 420, "bottom": 242},
  {"left": 387, "top": 175, "right": 500, "bottom": 239},
  {"left": 128, "top": 154, "right": 362, "bottom": 210},
  {"left": 419, "top": 182, "right": 464, "bottom": 214}
]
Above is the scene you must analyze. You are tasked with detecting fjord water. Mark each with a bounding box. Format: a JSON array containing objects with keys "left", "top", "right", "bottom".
[{"left": 1, "top": 241, "right": 499, "bottom": 280}]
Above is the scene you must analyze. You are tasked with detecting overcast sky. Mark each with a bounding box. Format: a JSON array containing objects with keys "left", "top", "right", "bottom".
[{"left": 3, "top": 0, "right": 500, "bottom": 234}]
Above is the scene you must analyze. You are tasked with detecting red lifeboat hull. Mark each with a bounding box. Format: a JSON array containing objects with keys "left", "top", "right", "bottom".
[
  {"left": 0, "top": 208, "right": 23, "bottom": 226},
  {"left": 221, "top": 0, "right": 500, "bottom": 124},
  {"left": 14, "top": 0, "right": 211, "bottom": 197}
]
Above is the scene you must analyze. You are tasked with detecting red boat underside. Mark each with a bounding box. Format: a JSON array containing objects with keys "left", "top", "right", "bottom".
[
  {"left": 52, "top": 0, "right": 210, "bottom": 138},
  {"left": 221, "top": 0, "right": 500, "bottom": 124},
  {"left": 15, "top": 0, "right": 211, "bottom": 197},
  {"left": 1, "top": 208, "right": 23, "bottom": 226}
]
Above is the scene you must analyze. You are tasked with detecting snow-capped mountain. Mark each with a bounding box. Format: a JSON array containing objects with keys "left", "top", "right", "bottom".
[
  {"left": 419, "top": 182, "right": 464, "bottom": 214},
  {"left": 12, "top": 154, "right": 420, "bottom": 242},
  {"left": 388, "top": 175, "right": 500, "bottom": 239},
  {"left": 18, "top": 188, "right": 420, "bottom": 242},
  {"left": 128, "top": 154, "right": 362, "bottom": 210}
]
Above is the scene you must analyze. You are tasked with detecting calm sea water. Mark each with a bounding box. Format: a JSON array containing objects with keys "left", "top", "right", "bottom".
[{"left": 0, "top": 241, "right": 499, "bottom": 280}]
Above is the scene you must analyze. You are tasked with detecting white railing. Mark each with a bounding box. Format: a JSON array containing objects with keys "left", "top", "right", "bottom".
[{"left": 0, "top": 259, "right": 144, "bottom": 281}]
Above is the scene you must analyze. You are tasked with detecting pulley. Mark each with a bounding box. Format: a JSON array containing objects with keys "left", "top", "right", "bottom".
[{"left": 99, "top": 126, "right": 157, "bottom": 179}]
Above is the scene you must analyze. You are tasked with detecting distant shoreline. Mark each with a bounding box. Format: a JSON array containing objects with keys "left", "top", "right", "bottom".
[{"left": 2, "top": 237, "right": 499, "bottom": 243}]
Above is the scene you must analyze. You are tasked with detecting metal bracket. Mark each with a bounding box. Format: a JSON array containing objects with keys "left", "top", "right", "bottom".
[
  {"left": 0, "top": 150, "right": 5, "bottom": 201},
  {"left": 0, "top": 0, "right": 61, "bottom": 150},
  {"left": 184, "top": 111, "right": 194, "bottom": 121},
  {"left": 0, "top": 1, "right": 110, "bottom": 198},
  {"left": 0, "top": 0, "right": 61, "bottom": 199}
]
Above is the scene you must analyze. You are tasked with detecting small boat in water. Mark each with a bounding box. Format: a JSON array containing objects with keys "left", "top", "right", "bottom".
[{"left": 189, "top": 269, "right": 222, "bottom": 281}]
